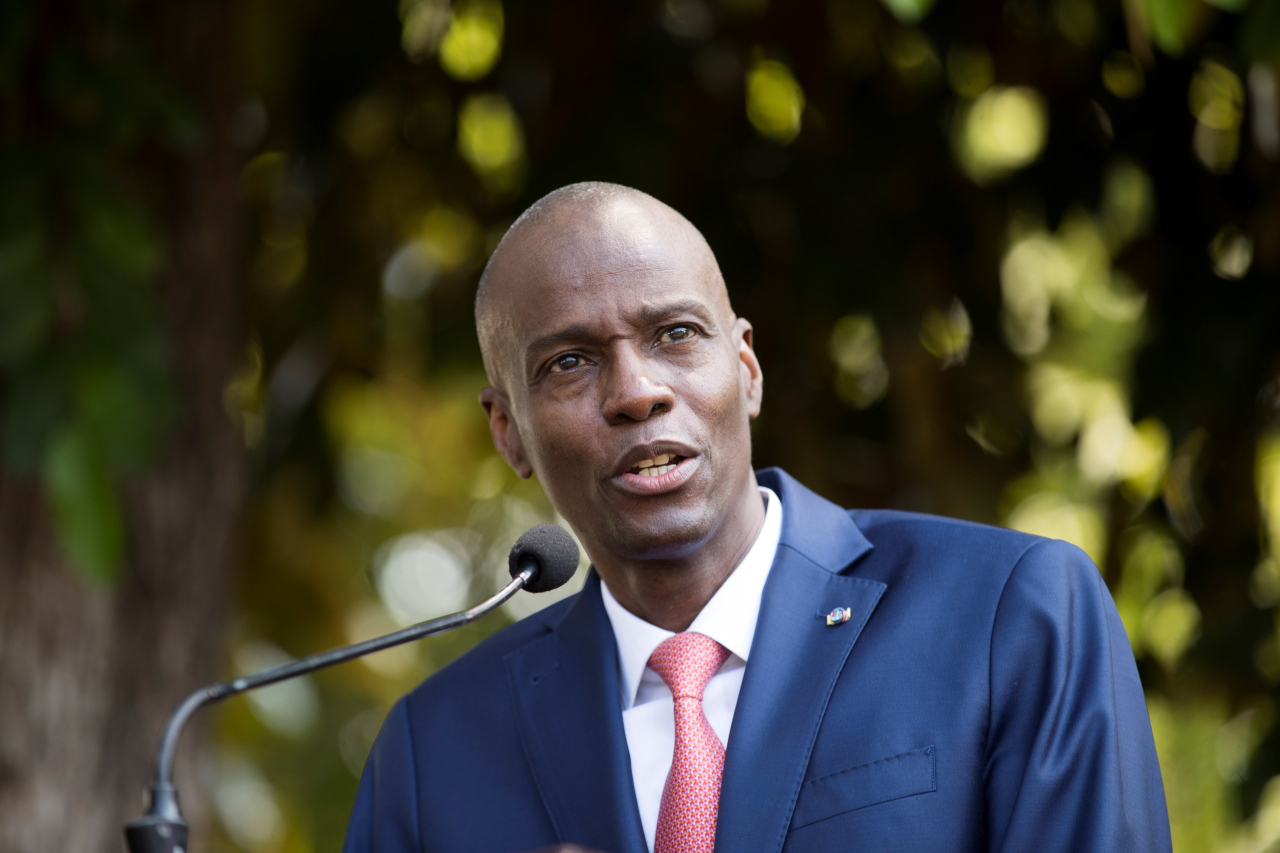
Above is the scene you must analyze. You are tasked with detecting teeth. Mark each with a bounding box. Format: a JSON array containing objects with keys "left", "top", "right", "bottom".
[{"left": 631, "top": 453, "right": 678, "bottom": 476}]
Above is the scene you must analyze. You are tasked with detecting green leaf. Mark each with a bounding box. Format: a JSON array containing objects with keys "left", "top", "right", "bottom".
[
  {"left": 75, "top": 363, "right": 161, "bottom": 471},
  {"left": 71, "top": 286, "right": 180, "bottom": 443},
  {"left": 1143, "top": 0, "right": 1195, "bottom": 56},
  {"left": 42, "top": 424, "right": 125, "bottom": 584},
  {"left": 68, "top": 174, "right": 164, "bottom": 285},
  {"left": 1, "top": 360, "right": 71, "bottom": 474},
  {"left": 878, "top": 0, "right": 937, "bottom": 23}
]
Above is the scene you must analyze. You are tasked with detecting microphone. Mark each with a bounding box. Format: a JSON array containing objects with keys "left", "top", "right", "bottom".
[{"left": 123, "top": 524, "right": 579, "bottom": 853}]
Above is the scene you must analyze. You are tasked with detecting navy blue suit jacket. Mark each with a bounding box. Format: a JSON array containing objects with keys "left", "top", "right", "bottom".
[{"left": 344, "top": 468, "right": 1171, "bottom": 852}]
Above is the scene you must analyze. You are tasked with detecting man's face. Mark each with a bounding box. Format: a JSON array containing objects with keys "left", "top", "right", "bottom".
[{"left": 480, "top": 198, "right": 763, "bottom": 564}]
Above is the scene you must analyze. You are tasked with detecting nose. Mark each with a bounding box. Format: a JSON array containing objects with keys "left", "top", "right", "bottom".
[{"left": 602, "top": 346, "right": 675, "bottom": 424}]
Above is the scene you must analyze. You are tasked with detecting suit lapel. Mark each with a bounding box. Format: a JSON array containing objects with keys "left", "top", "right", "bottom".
[
  {"left": 505, "top": 572, "right": 647, "bottom": 853},
  {"left": 715, "top": 469, "right": 885, "bottom": 853}
]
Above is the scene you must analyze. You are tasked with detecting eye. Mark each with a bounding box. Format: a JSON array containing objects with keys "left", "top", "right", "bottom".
[
  {"left": 660, "top": 324, "right": 697, "bottom": 343},
  {"left": 549, "top": 353, "right": 582, "bottom": 373}
]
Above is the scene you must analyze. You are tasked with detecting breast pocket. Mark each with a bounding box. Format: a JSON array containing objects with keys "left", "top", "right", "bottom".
[{"left": 790, "top": 745, "right": 936, "bottom": 829}]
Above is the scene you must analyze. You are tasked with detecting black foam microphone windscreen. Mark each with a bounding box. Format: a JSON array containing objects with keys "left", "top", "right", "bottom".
[{"left": 508, "top": 524, "right": 580, "bottom": 593}]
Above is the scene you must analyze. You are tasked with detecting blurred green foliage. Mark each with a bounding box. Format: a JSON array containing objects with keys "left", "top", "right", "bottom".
[
  {"left": 0, "top": 0, "right": 192, "bottom": 581},
  {"left": 6, "top": 0, "right": 1280, "bottom": 850}
]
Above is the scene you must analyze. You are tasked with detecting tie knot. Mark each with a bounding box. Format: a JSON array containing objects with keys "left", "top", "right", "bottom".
[{"left": 647, "top": 632, "right": 730, "bottom": 700}]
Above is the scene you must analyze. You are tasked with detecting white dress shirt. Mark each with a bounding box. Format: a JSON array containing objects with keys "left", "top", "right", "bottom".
[{"left": 600, "top": 487, "right": 783, "bottom": 853}]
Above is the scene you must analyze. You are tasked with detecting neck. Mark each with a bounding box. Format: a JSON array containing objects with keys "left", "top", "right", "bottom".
[{"left": 593, "top": 478, "right": 767, "bottom": 632}]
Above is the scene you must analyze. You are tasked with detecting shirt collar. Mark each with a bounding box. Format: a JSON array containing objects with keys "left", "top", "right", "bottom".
[{"left": 600, "top": 486, "right": 784, "bottom": 710}]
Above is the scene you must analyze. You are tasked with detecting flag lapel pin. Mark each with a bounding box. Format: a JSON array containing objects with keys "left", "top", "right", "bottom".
[{"left": 825, "top": 607, "right": 852, "bottom": 626}]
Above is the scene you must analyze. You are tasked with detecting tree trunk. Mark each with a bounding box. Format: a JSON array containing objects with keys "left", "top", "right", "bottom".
[{"left": 0, "top": 2, "right": 242, "bottom": 850}]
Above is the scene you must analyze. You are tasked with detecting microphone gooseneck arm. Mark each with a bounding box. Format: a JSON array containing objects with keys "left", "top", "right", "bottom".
[
  {"left": 151, "top": 564, "right": 534, "bottom": 791},
  {"left": 126, "top": 562, "right": 537, "bottom": 852},
  {"left": 125, "top": 523, "right": 581, "bottom": 853}
]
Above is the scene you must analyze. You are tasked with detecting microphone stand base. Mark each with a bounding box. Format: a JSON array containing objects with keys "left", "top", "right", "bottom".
[{"left": 124, "top": 815, "right": 189, "bottom": 853}]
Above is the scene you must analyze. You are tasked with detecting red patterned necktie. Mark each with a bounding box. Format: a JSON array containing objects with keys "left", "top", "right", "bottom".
[{"left": 647, "top": 631, "right": 732, "bottom": 853}]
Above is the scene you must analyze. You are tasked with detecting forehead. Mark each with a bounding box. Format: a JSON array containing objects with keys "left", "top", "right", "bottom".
[{"left": 491, "top": 200, "right": 727, "bottom": 345}]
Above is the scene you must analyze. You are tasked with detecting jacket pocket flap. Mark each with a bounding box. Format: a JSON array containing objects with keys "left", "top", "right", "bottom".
[{"left": 791, "top": 745, "right": 936, "bottom": 829}]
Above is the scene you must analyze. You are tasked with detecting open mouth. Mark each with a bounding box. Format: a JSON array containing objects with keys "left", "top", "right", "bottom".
[{"left": 627, "top": 453, "right": 687, "bottom": 478}]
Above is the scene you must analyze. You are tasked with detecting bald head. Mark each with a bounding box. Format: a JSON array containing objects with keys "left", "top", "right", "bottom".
[
  {"left": 473, "top": 181, "right": 764, "bottom": 599},
  {"left": 475, "top": 182, "right": 733, "bottom": 392}
]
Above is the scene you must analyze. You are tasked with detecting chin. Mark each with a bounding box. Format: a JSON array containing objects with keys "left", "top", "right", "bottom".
[{"left": 604, "top": 505, "right": 720, "bottom": 562}]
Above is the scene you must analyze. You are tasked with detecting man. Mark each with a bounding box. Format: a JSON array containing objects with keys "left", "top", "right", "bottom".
[{"left": 344, "top": 183, "right": 1171, "bottom": 853}]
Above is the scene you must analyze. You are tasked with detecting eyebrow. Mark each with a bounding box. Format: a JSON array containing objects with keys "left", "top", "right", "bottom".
[{"left": 523, "top": 298, "right": 716, "bottom": 368}]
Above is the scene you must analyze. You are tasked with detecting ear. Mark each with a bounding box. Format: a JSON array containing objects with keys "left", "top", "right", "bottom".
[
  {"left": 479, "top": 387, "right": 534, "bottom": 479},
  {"left": 733, "top": 317, "right": 763, "bottom": 418}
]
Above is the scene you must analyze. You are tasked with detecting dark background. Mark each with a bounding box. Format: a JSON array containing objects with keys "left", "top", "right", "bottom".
[{"left": 1, "top": 0, "right": 1278, "bottom": 849}]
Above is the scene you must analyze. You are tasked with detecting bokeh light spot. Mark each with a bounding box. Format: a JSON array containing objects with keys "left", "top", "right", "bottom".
[
  {"left": 877, "top": 0, "right": 936, "bottom": 24},
  {"left": 344, "top": 604, "right": 419, "bottom": 677},
  {"left": 828, "top": 0, "right": 879, "bottom": 77},
  {"left": 886, "top": 29, "right": 942, "bottom": 92},
  {"left": 1100, "top": 158, "right": 1154, "bottom": 248},
  {"left": 400, "top": 0, "right": 451, "bottom": 62},
  {"left": 956, "top": 85, "right": 1049, "bottom": 184},
  {"left": 377, "top": 531, "right": 475, "bottom": 625},
  {"left": 1122, "top": 418, "right": 1171, "bottom": 502},
  {"left": 457, "top": 93, "right": 526, "bottom": 193},
  {"left": 1190, "top": 61, "right": 1244, "bottom": 173},
  {"left": 1001, "top": 233, "right": 1072, "bottom": 356},
  {"left": 947, "top": 44, "right": 994, "bottom": 98},
  {"left": 235, "top": 642, "right": 321, "bottom": 739},
  {"left": 1006, "top": 492, "right": 1106, "bottom": 564},
  {"left": 662, "top": 0, "right": 715, "bottom": 40},
  {"left": 240, "top": 151, "right": 286, "bottom": 200},
  {"left": 1209, "top": 224, "right": 1253, "bottom": 279},
  {"left": 745, "top": 57, "right": 805, "bottom": 144},
  {"left": 1115, "top": 527, "right": 1184, "bottom": 650},
  {"left": 339, "top": 92, "right": 399, "bottom": 159},
  {"left": 1190, "top": 61, "right": 1245, "bottom": 131},
  {"left": 1077, "top": 387, "right": 1133, "bottom": 484},
  {"left": 919, "top": 298, "right": 972, "bottom": 367},
  {"left": 339, "top": 445, "right": 416, "bottom": 516},
  {"left": 418, "top": 205, "right": 483, "bottom": 270},
  {"left": 1251, "top": 65, "right": 1280, "bottom": 158},
  {"left": 1054, "top": 0, "right": 1099, "bottom": 48},
  {"left": 1252, "top": 557, "right": 1280, "bottom": 608},
  {"left": 1259, "top": 430, "right": 1280, "bottom": 554},
  {"left": 214, "top": 754, "right": 286, "bottom": 851},
  {"left": 1143, "top": 588, "right": 1202, "bottom": 670},
  {"left": 1102, "top": 51, "right": 1145, "bottom": 99},
  {"left": 438, "top": 0, "right": 504, "bottom": 82},
  {"left": 829, "top": 314, "right": 890, "bottom": 408},
  {"left": 382, "top": 242, "right": 440, "bottom": 301}
]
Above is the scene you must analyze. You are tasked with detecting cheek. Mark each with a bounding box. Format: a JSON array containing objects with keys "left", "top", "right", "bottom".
[
  {"left": 525, "top": 396, "right": 599, "bottom": 471},
  {"left": 680, "top": 355, "right": 744, "bottom": 418}
]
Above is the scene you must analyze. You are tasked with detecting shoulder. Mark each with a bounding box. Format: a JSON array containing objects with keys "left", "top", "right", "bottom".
[
  {"left": 846, "top": 507, "right": 1103, "bottom": 613},
  {"left": 851, "top": 507, "right": 1094, "bottom": 571},
  {"left": 850, "top": 507, "right": 1040, "bottom": 557}
]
